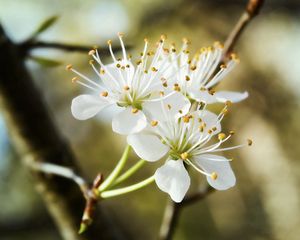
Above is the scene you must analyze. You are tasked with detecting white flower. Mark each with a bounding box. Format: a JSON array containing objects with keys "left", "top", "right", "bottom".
[
  {"left": 160, "top": 40, "right": 248, "bottom": 104},
  {"left": 128, "top": 98, "right": 250, "bottom": 202},
  {"left": 68, "top": 34, "right": 177, "bottom": 135}
]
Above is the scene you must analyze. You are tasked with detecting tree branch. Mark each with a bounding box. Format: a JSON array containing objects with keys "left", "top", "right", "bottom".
[
  {"left": 0, "top": 23, "right": 124, "bottom": 240},
  {"left": 159, "top": 1, "right": 264, "bottom": 239}
]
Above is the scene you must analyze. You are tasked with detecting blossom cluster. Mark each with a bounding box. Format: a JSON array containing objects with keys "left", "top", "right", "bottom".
[{"left": 67, "top": 33, "right": 250, "bottom": 202}]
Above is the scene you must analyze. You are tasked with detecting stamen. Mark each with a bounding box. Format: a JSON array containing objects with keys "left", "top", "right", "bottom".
[
  {"left": 88, "top": 49, "right": 96, "bottom": 56},
  {"left": 247, "top": 139, "right": 253, "bottom": 146},
  {"left": 180, "top": 152, "right": 189, "bottom": 160},
  {"left": 124, "top": 85, "right": 130, "bottom": 91},
  {"left": 101, "top": 91, "right": 108, "bottom": 97},
  {"left": 211, "top": 172, "right": 218, "bottom": 180},
  {"left": 218, "top": 133, "right": 226, "bottom": 141},
  {"left": 131, "top": 108, "right": 139, "bottom": 114},
  {"left": 151, "top": 120, "right": 158, "bottom": 127},
  {"left": 66, "top": 64, "right": 73, "bottom": 71},
  {"left": 71, "top": 77, "right": 78, "bottom": 83}
]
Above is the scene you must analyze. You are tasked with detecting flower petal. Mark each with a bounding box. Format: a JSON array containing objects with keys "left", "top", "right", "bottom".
[
  {"left": 155, "top": 160, "right": 190, "bottom": 202},
  {"left": 71, "top": 94, "right": 111, "bottom": 120},
  {"left": 194, "top": 155, "right": 236, "bottom": 190},
  {"left": 112, "top": 107, "right": 147, "bottom": 135},
  {"left": 215, "top": 91, "right": 248, "bottom": 103},
  {"left": 143, "top": 92, "right": 191, "bottom": 122},
  {"left": 189, "top": 89, "right": 217, "bottom": 104},
  {"left": 127, "top": 134, "right": 169, "bottom": 162}
]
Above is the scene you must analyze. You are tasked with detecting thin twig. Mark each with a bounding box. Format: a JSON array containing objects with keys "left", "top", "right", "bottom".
[
  {"left": 159, "top": 1, "right": 264, "bottom": 239},
  {"left": 223, "top": 0, "right": 265, "bottom": 58}
]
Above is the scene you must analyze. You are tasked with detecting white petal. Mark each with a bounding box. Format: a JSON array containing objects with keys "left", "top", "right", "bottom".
[
  {"left": 194, "top": 155, "right": 236, "bottom": 190},
  {"left": 112, "top": 107, "right": 147, "bottom": 135},
  {"left": 215, "top": 91, "right": 248, "bottom": 103},
  {"left": 71, "top": 94, "right": 111, "bottom": 120},
  {"left": 127, "top": 134, "right": 169, "bottom": 162},
  {"left": 198, "top": 110, "right": 221, "bottom": 134},
  {"left": 143, "top": 92, "right": 191, "bottom": 122},
  {"left": 189, "top": 90, "right": 217, "bottom": 104},
  {"left": 155, "top": 160, "right": 190, "bottom": 202}
]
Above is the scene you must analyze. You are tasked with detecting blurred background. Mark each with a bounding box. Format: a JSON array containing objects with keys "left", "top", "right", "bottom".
[{"left": 0, "top": 0, "right": 300, "bottom": 239}]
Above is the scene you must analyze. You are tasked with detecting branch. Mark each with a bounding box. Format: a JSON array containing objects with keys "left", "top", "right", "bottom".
[
  {"left": 0, "top": 23, "right": 125, "bottom": 240},
  {"left": 223, "top": 0, "right": 264, "bottom": 58},
  {"left": 159, "top": 1, "right": 264, "bottom": 239}
]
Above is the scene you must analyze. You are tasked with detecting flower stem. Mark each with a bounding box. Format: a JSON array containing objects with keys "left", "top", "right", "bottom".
[
  {"left": 111, "top": 159, "right": 146, "bottom": 187},
  {"left": 100, "top": 175, "right": 155, "bottom": 199},
  {"left": 98, "top": 145, "right": 131, "bottom": 192}
]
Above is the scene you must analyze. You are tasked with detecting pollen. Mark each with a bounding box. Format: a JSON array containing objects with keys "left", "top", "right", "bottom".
[
  {"left": 151, "top": 67, "right": 158, "bottom": 72},
  {"left": 230, "top": 53, "right": 240, "bottom": 62},
  {"left": 160, "top": 91, "right": 165, "bottom": 96},
  {"left": 116, "top": 63, "right": 121, "bottom": 68},
  {"left": 211, "top": 172, "right": 218, "bottom": 180},
  {"left": 247, "top": 139, "right": 253, "bottom": 146},
  {"left": 218, "top": 133, "right": 226, "bottom": 141},
  {"left": 88, "top": 49, "right": 95, "bottom": 56},
  {"left": 123, "top": 85, "right": 130, "bottom": 91},
  {"left": 220, "top": 64, "right": 227, "bottom": 69},
  {"left": 151, "top": 120, "right": 158, "bottom": 127},
  {"left": 190, "top": 65, "right": 197, "bottom": 71},
  {"left": 185, "top": 75, "right": 190, "bottom": 81},
  {"left": 180, "top": 152, "right": 189, "bottom": 160},
  {"left": 101, "top": 91, "right": 108, "bottom": 97},
  {"left": 136, "top": 60, "right": 142, "bottom": 65},
  {"left": 167, "top": 104, "right": 172, "bottom": 110},
  {"left": 131, "top": 108, "right": 139, "bottom": 114},
  {"left": 214, "top": 41, "right": 224, "bottom": 49},
  {"left": 212, "top": 126, "right": 217, "bottom": 131},
  {"left": 89, "top": 60, "right": 94, "bottom": 65},
  {"left": 162, "top": 82, "right": 168, "bottom": 87},
  {"left": 183, "top": 116, "right": 190, "bottom": 123},
  {"left": 107, "top": 40, "right": 112, "bottom": 45},
  {"left": 100, "top": 69, "right": 105, "bottom": 75},
  {"left": 71, "top": 77, "right": 78, "bottom": 83},
  {"left": 173, "top": 84, "right": 181, "bottom": 92},
  {"left": 65, "top": 64, "right": 73, "bottom": 71},
  {"left": 200, "top": 87, "right": 206, "bottom": 91},
  {"left": 229, "top": 130, "right": 235, "bottom": 135},
  {"left": 225, "top": 100, "right": 232, "bottom": 106}
]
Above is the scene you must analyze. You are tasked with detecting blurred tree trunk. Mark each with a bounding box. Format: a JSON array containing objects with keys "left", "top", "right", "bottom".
[{"left": 0, "top": 23, "right": 124, "bottom": 240}]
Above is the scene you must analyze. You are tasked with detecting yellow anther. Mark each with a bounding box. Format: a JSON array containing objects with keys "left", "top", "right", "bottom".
[
  {"left": 151, "top": 120, "right": 158, "bottom": 127},
  {"left": 208, "top": 129, "right": 213, "bottom": 134},
  {"left": 121, "top": 66, "right": 125, "bottom": 70},
  {"left": 171, "top": 48, "right": 176, "bottom": 53},
  {"left": 207, "top": 46, "right": 213, "bottom": 52},
  {"left": 187, "top": 60, "right": 192, "bottom": 64},
  {"left": 131, "top": 108, "right": 139, "bottom": 114},
  {"left": 180, "top": 152, "right": 189, "bottom": 160},
  {"left": 167, "top": 104, "right": 172, "bottom": 110},
  {"left": 71, "top": 77, "right": 78, "bottom": 83},
  {"left": 116, "top": 63, "right": 121, "bottom": 68},
  {"left": 144, "top": 38, "right": 148, "bottom": 43},
  {"left": 126, "top": 64, "right": 130, "bottom": 68},
  {"left": 136, "top": 60, "right": 142, "bottom": 65},
  {"left": 88, "top": 49, "right": 95, "bottom": 56},
  {"left": 100, "top": 69, "right": 105, "bottom": 75},
  {"left": 198, "top": 118, "right": 202, "bottom": 122},
  {"left": 89, "top": 59, "right": 94, "bottom": 65},
  {"left": 118, "top": 32, "right": 124, "bottom": 37},
  {"left": 200, "top": 87, "right": 206, "bottom": 91},
  {"left": 179, "top": 110, "right": 183, "bottom": 114},
  {"left": 200, "top": 47, "right": 207, "bottom": 53},
  {"left": 209, "top": 89, "right": 216, "bottom": 95},
  {"left": 218, "top": 133, "right": 226, "bottom": 141},
  {"left": 173, "top": 84, "right": 181, "bottom": 91},
  {"left": 65, "top": 64, "right": 73, "bottom": 71},
  {"left": 101, "top": 91, "right": 108, "bottom": 97},
  {"left": 214, "top": 41, "right": 224, "bottom": 49},
  {"left": 247, "top": 139, "right": 253, "bottom": 146},
  {"left": 144, "top": 70, "right": 148, "bottom": 74},
  {"left": 230, "top": 53, "right": 239, "bottom": 62},
  {"left": 229, "top": 130, "right": 235, "bottom": 135},
  {"left": 182, "top": 37, "right": 190, "bottom": 44},
  {"left": 225, "top": 100, "right": 232, "bottom": 106},
  {"left": 107, "top": 40, "right": 112, "bottom": 45},
  {"left": 212, "top": 126, "right": 217, "bottom": 131},
  {"left": 190, "top": 65, "right": 197, "bottom": 71},
  {"left": 222, "top": 108, "right": 229, "bottom": 115},
  {"left": 220, "top": 64, "right": 227, "bottom": 69},
  {"left": 151, "top": 67, "right": 158, "bottom": 72},
  {"left": 211, "top": 172, "right": 218, "bottom": 180},
  {"left": 160, "top": 91, "right": 165, "bottom": 96},
  {"left": 123, "top": 85, "right": 130, "bottom": 91},
  {"left": 183, "top": 116, "right": 190, "bottom": 123},
  {"left": 163, "top": 82, "right": 168, "bottom": 87},
  {"left": 185, "top": 75, "right": 190, "bottom": 81},
  {"left": 199, "top": 125, "right": 204, "bottom": 132}
]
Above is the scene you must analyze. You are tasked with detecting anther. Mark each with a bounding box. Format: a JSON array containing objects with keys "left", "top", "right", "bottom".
[
  {"left": 116, "top": 63, "right": 121, "bottom": 68},
  {"left": 173, "top": 83, "right": 181, "bottom": 92},
  {"left": 163, "top": 82, "right": 168, "bottom": 87},
  {"left": 151, "top": 120, "right": 158, "bottom": 127},
  {"left": 218, "top": 133, "right": 226, "bottom": 141},
  {"left": 212, "top": 127, "right": 217, "bottom": 131},
  {"left": 247, "top": 139, "right": 253, "bottom": 146},
  {"left": 214, "top": 41, "right": 224, "bottom": 49},
  {"left": 101, "top": 91, "right": 108, "bottom": 97},
  {"left": 126, "top": 64, "right": 130, "bottom": 68},
  {"left": 118, "top": 32, "right": 124, "bottom": 37},
  {"left": 220, "top": 64, "right": 227, "bottom": 69},
  {"left": 208, "top": 129, "right": 213, "bottom": 134},
  {"left": 151, "top": 67, "right": 158, "bottom": 72},
  {"left": 185, "top": 75, "right": 190, "bottom": 81},
  {"left": 160, "top": 34, "right": 167, "bottom": 41},
  {"left": 89, "top": 60, "right": 94, "bottom": 65},
  {"left": 167, "top": 104, "right": 172, "bottom": 110},
  {"left": 88, "top": 49, "right": 95, "bottom": 56},
  {"left": 160, "top": 91, "right": 165, "bottom": 96},
  {"left": 71, "top": 77, "right": 78, "bottom": 83},
  {"left": 180, "top": 152, "right": 189, "bottom": 160},
  {"left": 211, "top": 172, "right": 218, "bottom": 180},
  {"left": 229, "top": 130, "right": 235, "bottom": 135},
  {"left": 183, "top": 116, "right": 190, "bottom": 123},
  {"left": 225, "top": 100, "right": 232, "bottom": 106},
  {"left": 66, "top": 64, "right": 73, "bottom": 71},
  {"left": 136, "top": 60, "right": 142, "bottom": 65},
  {"left": 144, "top": 38, "right": 148, "bottom": 43},
  {"left": 190, "top": 65, "right": 197, "bottom": 71},
  {"left": 131, "top": 108, "right": 139, "bottom": 114},
  {"left": 107, "top": 40, "right": 112, "bottom": 45},
  {"left": 124, "top": 85, "right": 130, "bottom": 91}
]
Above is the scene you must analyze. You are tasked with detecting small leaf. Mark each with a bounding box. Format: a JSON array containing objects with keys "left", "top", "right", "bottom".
[
  {"left": 29, "top": 56, "right": 62, "bottom": 68},
  {"left": 30, "top": 16, "right": 59, "bottom": 38}
]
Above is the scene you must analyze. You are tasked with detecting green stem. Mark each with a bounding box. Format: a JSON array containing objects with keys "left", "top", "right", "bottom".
[
  {"left": 100, "top": 175, "right": 155, "bottom": 199},
  {"left": 99, "top": 145, "right": 131, "bottom": 192},
  {"left": 111, "top": 159, "right": 146, "bottom": 187}
]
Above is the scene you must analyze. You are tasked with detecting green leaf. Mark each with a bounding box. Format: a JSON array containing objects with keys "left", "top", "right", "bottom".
[
  {"left": 29, "top": 56, "right": 62, "bottom": 68},
  {"left": 30, "top": 16, "right": 59, "bottom": 38}
]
